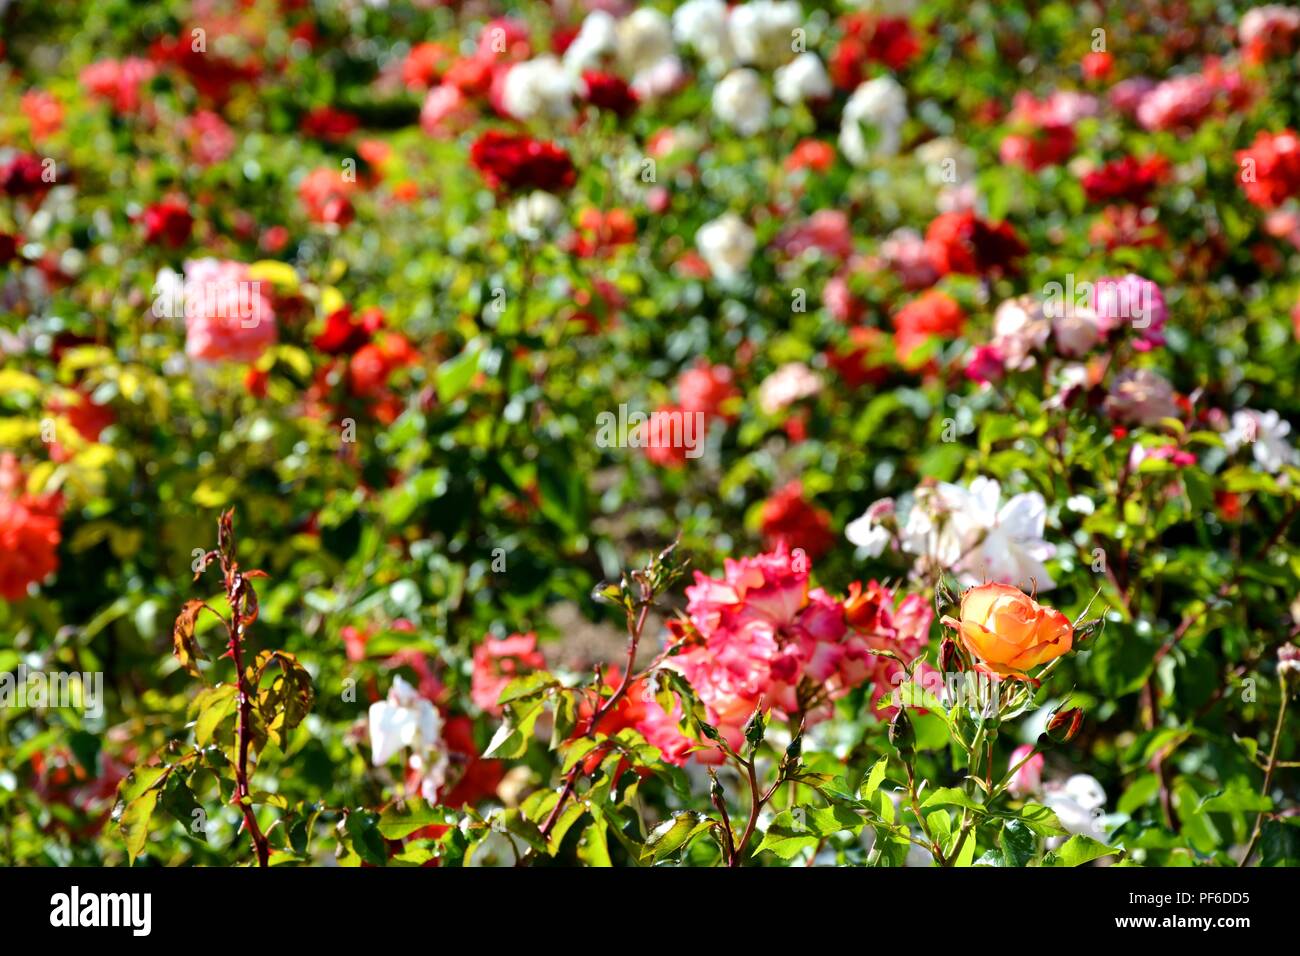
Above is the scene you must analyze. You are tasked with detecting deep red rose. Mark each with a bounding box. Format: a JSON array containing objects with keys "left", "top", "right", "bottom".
[
  {"left": 0, "top": 153, "right": 48, "bottom": 198},
  {"left": 142, "top": 199, "right": 194, "bottom": 247},
  {"left": 470, "top": 130, "right": 576, "bottom": 193},
  {"left": 582, "top": 71, "right": 639, "bottom": 118},
  {"left": 314, "top": 306, "right": 384, "bottom": 356},
  {"left": 1080, "top": 155, "right": 1169, "bottom": 205},
  {"left": 925, "top": 211, "right": 1025, "bottom": 276},
  {"left": 300, "top": 106, "right": 360, "bottom": 143},
  {"left": 831, "top": 14, "right": 921, "bottom": 90}
]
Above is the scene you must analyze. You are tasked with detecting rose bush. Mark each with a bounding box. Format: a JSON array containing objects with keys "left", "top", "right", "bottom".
[{"left": 1, "top": 0, "right": 1299, "bottom": 868}]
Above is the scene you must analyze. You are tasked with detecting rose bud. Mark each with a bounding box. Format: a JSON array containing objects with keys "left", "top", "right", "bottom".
[
  {"left": 1279, "top": 644, "right": 1300, "bottom": 684},
  {"left": 1045, "top": 705, "right": 1084, "bottom": 744},
  {"left": 940, "top": 637, "right": 961, "bottom": 673},
  {"left": 946, "top": 582, "right": 1073, "bottom": 677},
  {"left": 889, "top": 707, "right": 916, "bottom": 758}
]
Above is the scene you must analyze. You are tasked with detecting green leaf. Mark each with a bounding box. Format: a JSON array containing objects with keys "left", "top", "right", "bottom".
[
  {"left": 497, "top": 672, "right": 559, "bottom": 706},
  {"left": 860, "top": 756, "right": 889, "bottom": 801},
  {"left": 1044, "top": 834, "right": 1119, "bottom": 867},
  {"left": 755, "top": 804, "right": 864, "bottom": 860},
  {"left": 922, "top": 787, "right": 982, "bottom": 812},
  {"left": 192, "top": 683, "right": 239, "bottom": 746},
  {"left": 484, "top": 700, "right": 546, "bottom": 759},
  {"left": 1198, "top": 785, "right": 1274, "bottom": 815},
  {"left": 378, "top": 800, "right": 457, "bottom": 839},
  {"left": 642, "top": 811, "right": 713, "bottom": 863},
  {"left": 435, "top": 339, "right": 483, "bottom": 403},
  {"left": 121, "top": 790, "right": 159, "bottom": 865},
  {"left": 999, "top": 819, "right": 1035, "bottom": 867}
]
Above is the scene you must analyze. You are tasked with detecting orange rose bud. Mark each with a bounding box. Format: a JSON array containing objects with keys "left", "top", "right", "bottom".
[
  {"left": 1046, "top": 706, "right": 1084, "bottom": 743},
  {"left": 953, "top": 582, "right": 1073, "bottom": 677}
]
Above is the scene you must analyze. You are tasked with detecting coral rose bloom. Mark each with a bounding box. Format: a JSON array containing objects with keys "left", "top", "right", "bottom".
[{"left": 952, "top": 582, "right": 1072, "bottom": 676}]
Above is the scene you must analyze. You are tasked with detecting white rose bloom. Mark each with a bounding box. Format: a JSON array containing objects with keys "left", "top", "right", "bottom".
[
  {"left": 696, "top": 212, "right": 757, "bottom": 283},
  {"left": 1051, "top": 304, "right": 1104, "bottom": 358},
  {"left": 508, "top": 190, "right": 566, "bottom": 242},
  {"left": 899, "top": 477, "right": 1055, "bottom": 590},
  {"left": 947, "top": 476, "right": 1056, "bottom": 591},
  {"left": 992, "top": 295, "right": 1050, "bottom": 370},
  {"left": 845, "top": 497, "right": 896, "bottom": 557},
  {"left": 774, "top": 52, "right": 831, "bottom": 105},
  {"left": 899, "top": 483, "right": 975, "bottom": 570},
  {"left": 563, "top": 11, "right": 618, "bottom": 75},
  {"left": 673, "top": 0, "right": 736, "bottom": 74},
  {"left": 758, "top": 361, "right": 822, "bottom": 414},
  {"left": 502, "top": 56, "right": 576, "bottom": 121},
  {"left": 712, "top": 68, "right": 770, "bottom": 135},
  {"left": 617, "top": 7, "right": 675, "bottom": 76},
  {"left": 631, "top": 55, "right": 685, "bottom": 100},
  {"left": 728, "top": 0, "right": 802, "bottom": 68},
  {"left": 368, "top": 675, "right": 442, "bottom": 766},
  {"left": 839, "top": 76, "right": 908, "bottom": 167},
  {"left": 1224, "top": 409, "right": 1299, "bottom": 473}
]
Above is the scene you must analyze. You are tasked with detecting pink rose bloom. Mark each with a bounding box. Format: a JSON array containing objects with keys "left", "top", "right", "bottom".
[
  {"left": 184, "top": 110, "right": 236, "bottom": 167},
  {"left": 1007, "top": 744, "right": 1044, "bottom": 797},
  {"left": 993, "top": 295, "right": 1050, "bottom": 370},
  {"left": 79, "top": 57, "right": 157, "bottom": 115},
  {"left": 1105, "top": 369, "right": 1181, "bottom": 427},
  {"left": 420, "top": 84, "right": 475, "bottom": 138},
  {"left": 477, "top": 17, "right": 532, "bottom": 62},
  {"left": 824, "top": 272, "right": 865, "bottom": 323},
  {"left": 774, "top": 210, "right": 854, "bottom": 261},
  {"left": 471, "top": 632, "right": 547, "bottom": 714},
  {"left": 759, "top": 362, "right": 822, "bottom": 414},
  {"left": 1136, "top": 74, "right": 1217, "bottom": 132},
  {"left": 669, "top": 545, "right": 853, "bottom": 738},
  {"left": 1108, "top": 77, "right": 1157, "bottom": 118},
  {"left": 964, "top": 343, "right": 1005, "bottom": 384},
  {"left": 1129, "top": 443, "right": 1196, "bottom": 470},
  {"left": 838, "top": 583, "right": 935, "bottom": 719},
  {"left": 881, "top": 228, "right": 940, "bottom": 289},
  {"left": 182, "top": 259, "right": 278, "bottom": 364},
  {"left": 1093, "top": 274, "right": 1166, "bottom": 351},
  {"left": 1051, "top": 304, "right": 1105, "bottom": 357}
]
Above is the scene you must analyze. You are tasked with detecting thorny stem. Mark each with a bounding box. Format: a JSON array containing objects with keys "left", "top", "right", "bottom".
[
  {"left": 906, "top": 763, "right": 948, "bottom": 865},
  {"left": 534, "top": 600, "right": 653, "bottom": 849},
  {"left": 1240, "top": 681, "right": 1291, "bottom": 867}
]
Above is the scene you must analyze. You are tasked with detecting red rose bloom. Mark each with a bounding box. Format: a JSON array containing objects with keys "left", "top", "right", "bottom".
[
  {"left": 300, "top": 106, "right": 360, "bottom": 143},
  {"left": 1081, "top": 51, "right": 1113, "bottom": 81},
  {"left": 314, "top": 306, "right": 383, "bottom": 356},
  {"left": 892, "top": 290, "right": 965, "bottom": 363},
  {"left": 759, "top": 481, "right": 835, "bottom": 561},
  {"left": 925, "top": 211, "right": 1025, "bottom": 276},
  {"left": 1236, "top": 130, "right": 1300, "bottom": 209},
  {"left": 1080, "top": 155, "right": 1169, "bottom": 205},
  {"left": 0, "top": 152, "right": 48, "bottom": 198},
  {"left": 142, "top": 199, "right": 194, "bottom": 247},
  {"left": 831, "top": 14, "right": 920, "bottom": 90},
  {"left": 470, "top": 130, "right": 576, "bottom": 193},
  {"left": 582, "top": 71, "right": 639, "bottom": 118},
  {"left": 402, "top": 42, "right": 450, "bottom": 90},
  {"left": 0, "top": 455, "right": 61, "bottom": 601},
  {"left": 786, "top": 139, "right": 836, "bottom": 173},
  {"left": 677, "top": 360, "right": 740, "bottom": 421}
]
